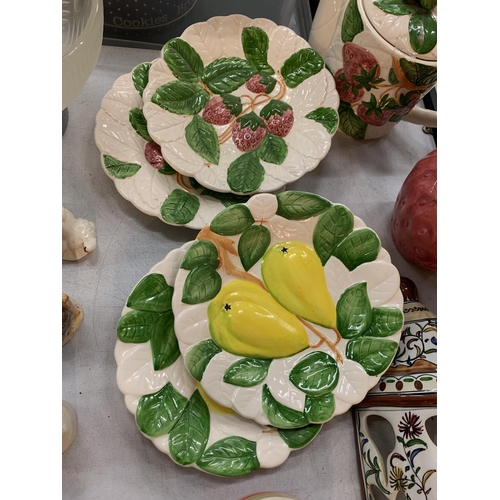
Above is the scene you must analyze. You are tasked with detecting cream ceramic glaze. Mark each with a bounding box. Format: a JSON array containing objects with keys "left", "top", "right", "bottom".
[
  {"left": 115, "top": 242, "right": 322, "bottom": 476},
  {"left": 142, "top": 15, "right": 339, "bottom": 194},
  {"left": 95, "top": 62, "right": 241, "bottom": 230},
  {"left": 62, "top": 207, "right": 96, "bottom": 260},
  {"left": 309, "top": 0, "right": 437, "bottom": 139},
  {"left": 172, "top": 193, "right": 404, "bottom": 427}
]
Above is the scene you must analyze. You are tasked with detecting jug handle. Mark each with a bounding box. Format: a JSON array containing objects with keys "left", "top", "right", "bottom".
[
  {"left": 308, "top": 0, "right": 345, "bottom": 56},
  {"left": 402, "top": 107, "right": 437, "bottom": 128}
]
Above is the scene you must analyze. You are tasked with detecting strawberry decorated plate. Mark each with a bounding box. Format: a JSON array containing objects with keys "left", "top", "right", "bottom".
[
  {"left": 95, "top": 61, "right": 252, "bottom": 229},
  {"left": 171, "top": 192, "right": 404, "bottom": 428},
  {"left": 115, "top": 242, "right": 323, "bottom": 477},
  {"left": 142, "top": 15, "right": 339, "bottom": 195}
]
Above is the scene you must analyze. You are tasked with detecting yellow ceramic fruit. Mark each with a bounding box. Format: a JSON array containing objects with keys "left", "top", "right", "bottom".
[
  {"left": 208, "top": 279, "right": 309, "bottom": 359},
  {"left": 261, "top": 241, "right": 337, "bottom": 328}
]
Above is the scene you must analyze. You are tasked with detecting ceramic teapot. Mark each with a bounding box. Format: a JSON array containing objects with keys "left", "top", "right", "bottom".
[{"left": 309, "top": 0, "right": 437, "bottom": 139}]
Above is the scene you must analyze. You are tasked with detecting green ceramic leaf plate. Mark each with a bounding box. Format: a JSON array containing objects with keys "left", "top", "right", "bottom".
[
  {"left": 95, "top": 60, "right": 257, "bottom": 229},
  {"left": 172, "top": 192, "right": 404, "bottom": 428},
  {"left": 142, "top": 14, "right": 339, "bottom": 195},
  {"left": 115, "top": 242, "right": 323, "bottom": 477}
]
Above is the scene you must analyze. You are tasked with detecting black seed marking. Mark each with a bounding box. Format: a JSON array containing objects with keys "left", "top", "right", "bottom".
[
  {"left": 224, "top": 303, "right": 231, "bottom": 311},
  {"left": 281, "top": 247, "right": 288, "bottom": 254}
]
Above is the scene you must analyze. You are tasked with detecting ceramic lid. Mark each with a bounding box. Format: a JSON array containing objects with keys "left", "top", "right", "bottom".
[{"left": 362, "top": 0, "right": 437, "bottom": 62}]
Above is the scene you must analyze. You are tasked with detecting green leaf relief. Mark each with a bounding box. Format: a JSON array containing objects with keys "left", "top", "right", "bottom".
[
  {"left": 221, "top": 93, "right": 243, "bottom": 116},
  {"left": 202, "top": 57, "right": 256, "bottom": 94},
  {"left": 149, "top": 311, "right": 181, "bottom": 371},
  {"left": 126, "top": 273, "right": 174, "bottom": 312},
  {"left": 160, "top": 189, "right": 200, "bottom": 225},
  {"left": 169, "top": 390, "right": 210, "bottom": 465},
  {"left": 332, "top": 227, "right": 381, "bottom": 271},
  {"left": 116, "top": 310, "right": 159, "bottom": 343},
  {"left": 185, "top": 114, "right": 220, "bottom": 165},
  {"left": 180, "top": 240, "right": 219, "bottom": 271},
  {"left": 305, "top": 107, "right": 339, "bottom": 134},
  {"left": 238, "top": 224, "right": 271, "bottom": 272},
  {"left": 277, "top": 423, "right": 322, "bottom": 449},
  {"left": 223, "top": 358, "right": 272, "bottom": 387},
  {"left": 261, "top": 384, "right": 309, "bottom": 429},
  {"left": 373, "top": 0, "right": 417, "bottom": 16},
  {"left": 419, "top": 0, "right": 437, "bottom": 10},
  {"left": 236, "top": 111, "right": 266, "bottom": 131},
  {"left": 184, "top": 339, "right": 222, "bottom": 381},
  {"left": 409, "top": 12, "right": 437, "bottom": 54},
  {"left": 136, "top": 382, "right": 189, "bottom": 437},
  {"left": 388, "top": 68, "right": 399, "bottom": 85},
  {"left": 399, "top": 58, "right": 437, "bottom": 88},
  {"left": 257, "top": 134, "right": 288, "bottom": 165},
  {"left": 338, "top": 101, "right": 367, "bottom": 140},
  {"left": 337, "top": 282, "right": 373, "bottom": 339},
  {"left": 200, "top": 189, "right": 250, "bottom": 208},
  {"left": 312, "top": 204, "right": 354, "bottom": 266},
  {"left": 276, "top": 191, "right": 331, "bottom": 220},
  {"left": 304, "top": 393, "right": 335, "bottom": 423},
  {"left": 196, "top": 436, "right": 260, "bottom": 477},
  {"left": 259, "top": 99, "right": 292, "bottom": 120},
  {"left": 227, "top": 152, "right": 265, "bottom": 194},
  {"left": 162, "top": 38, "right": 204, "bottom": 82},
  {"left": 280, "top": 48, "right": 325, "bottom": 89},
  {"left": 289, "top": 352, "right": 339, "bottom": 396},
  {"left": 341, "top": 0, "right": 364, "bottom": 43},
  {"left": 257, "top": 74, "right": 277, "bottom": 93},
  {"left": 241, "top": 26, "right": 274, "bottom": 75},
  {"left": 182, "top": 264, "right": 222, "bottom": 305},
  {"left": 365, "top": 307, "right": 404, "bottom": 337},
  {"left": 129, "top": 108, "right": 152, "bottom": 142},
  {"left": 103, "top": 154, "right": 141, "bottom": 179},
  {"left": 158, "top": 162, "right": 177, "bottom": 175},
  {"left": 345, "top": 337, "right": 398, "bottom": 376},
  {"left": 210, "top": 204, "right": 255, "bottom": 236},
  {"left": 151, "top": 81, "right": 209, "bottom": 115},
  {"left": 132, "top": 62, "right": 152, "bottom": 97}
]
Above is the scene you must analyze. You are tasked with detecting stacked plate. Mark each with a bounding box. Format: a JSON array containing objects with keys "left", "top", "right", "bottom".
[
  {"left": 94, "top": 14, "right": 339, "bottom": 229},
  {"left": 98, "top": 14, "right": 404, "bottom": 478},
  {"left": 114, "top": 191, "right": 404, "bottom": 477}
]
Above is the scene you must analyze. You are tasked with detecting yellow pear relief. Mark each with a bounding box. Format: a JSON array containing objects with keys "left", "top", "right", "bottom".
[
  {"left": 207, "top": 279, "right": 310, "bottom": 359},
  {"left": 261, "top": 241, "right": 337, "bottom": 329}
]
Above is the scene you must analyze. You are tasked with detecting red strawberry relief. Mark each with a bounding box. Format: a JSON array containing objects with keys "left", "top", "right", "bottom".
[
  {"left": 144, "top": 141, "right": 165, "bottom": 169},
  {"left": 232, "top": 112, "right": 267, "bottom": 152},
  {"left": 202, "top": 96, "right": 233, "bottom": 125},
  {"left": 259, "top": 99, "right": 294, "bottom": 138},
  {"left": 245, "top": 74, "right": 277, "bottom": 94},
  {"left": 334, "top": 69, "right": 364, "bottom": 103},
  {"left": 342, "top": 42, "right": 380, "bottom": 85},
  {"left": 357, "top": 104, "right": 395, "bottom": 126}
]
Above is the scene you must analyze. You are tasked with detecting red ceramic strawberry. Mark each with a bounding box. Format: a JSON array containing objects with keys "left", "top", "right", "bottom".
[
  {"left": 391, "top": 149, "right": 437, "bottom": 271},
  {"left": 357, "top": 94, "right": 397, "bottom": 126},
  {"left": 342, "top": 42, "right": 382, "bottom": 91},
  {"left": 334, "top": 69, "right": 364, "bottom": 103},
  {"left": 232, "top": 112, "right": 267, "bottom": 152},
  {"left": 391, "top": 91, "right": 421, "bottom": 122},
  {"left": 259, "top": 99, "right": 294, "bottom": 137},
  {"left": 144, "top": 141, "right": 165, "bottom": 169},
  {"left": 357, "top": 104, "right": 395, "bottom": 126},
  {"left": 245, "top": 74, "right": 277, "bottom": 94},
  {"left": 202, "top": 95, "right": 242, "bottom": 125}
]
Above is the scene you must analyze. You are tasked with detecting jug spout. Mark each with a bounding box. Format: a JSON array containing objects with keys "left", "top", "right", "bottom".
[{"left": 309, "top": 0, "right": 347, "bottom": 57}]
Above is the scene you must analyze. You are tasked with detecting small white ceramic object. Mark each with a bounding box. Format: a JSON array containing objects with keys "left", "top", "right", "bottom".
[
  {"left": 94, "top": 61, "right": 256, "bottom": 229},
  {"left": 172, "top": 192, "right": 404, "bottom": 428},
  {"left": 62, "top": 207, "right": 96, "bottom": 260},
  {"left": 62, "top": 401, "right": 78, "bottom": 453},
  {"left": 308, "top": 0, "right": 437, "bottom": 139},
  {"left": 142, "top": 14, "right": 339, "bottom": 194},
  {"left": 115, "top": 242, "right": 323, "bottom": 477}
]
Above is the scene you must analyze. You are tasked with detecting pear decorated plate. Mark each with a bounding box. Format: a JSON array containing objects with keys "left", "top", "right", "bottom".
[
  {"left": 171, "top": 192, "right": 404, "bottom": 428},
  {"left": 115, "top": 242, "right": 323, "bottom": 477},
  {"left": 141, "top": 14, "right": 340, "bottom": 195},
  {"left": 94, "top": 60, "right": 252, "bottom": 229}
]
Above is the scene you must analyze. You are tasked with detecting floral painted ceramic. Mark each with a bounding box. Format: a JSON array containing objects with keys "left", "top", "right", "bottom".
[
  {"left": 95, "top": 61, "right": 253, "bottom": 229},
  {"left": 115, "top": 242, "right": 323, "bottom": 477},
  {"left": 142, "top": 15, "right": 339, "bottom": 194},
  {"left": 171, "top": 192, "right": 404, "bottom": 428},
  {"left": 309, "top": 0, "right": 437, "bottom": 139},
  {"left": 353, "top": 278, "right": 437, "bottom": 499}
]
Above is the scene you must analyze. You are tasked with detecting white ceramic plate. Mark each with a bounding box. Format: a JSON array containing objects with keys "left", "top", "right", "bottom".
[
  {"left": 115, "top": 242, "right": 323, "bottom": 477},
  {"left": 172, "top": 192, "right": 404, "bottom": 428},
  {"left": 142, "top": 14, "right": 340, "bottom": 195},
  {"left": 94, "top": 60, "right": 252, "bottom": 229}
]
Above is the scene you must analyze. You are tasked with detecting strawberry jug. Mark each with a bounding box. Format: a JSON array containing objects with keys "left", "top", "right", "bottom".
[{"left": 308, "top": 0, "right": 437, "bottom": 139}]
